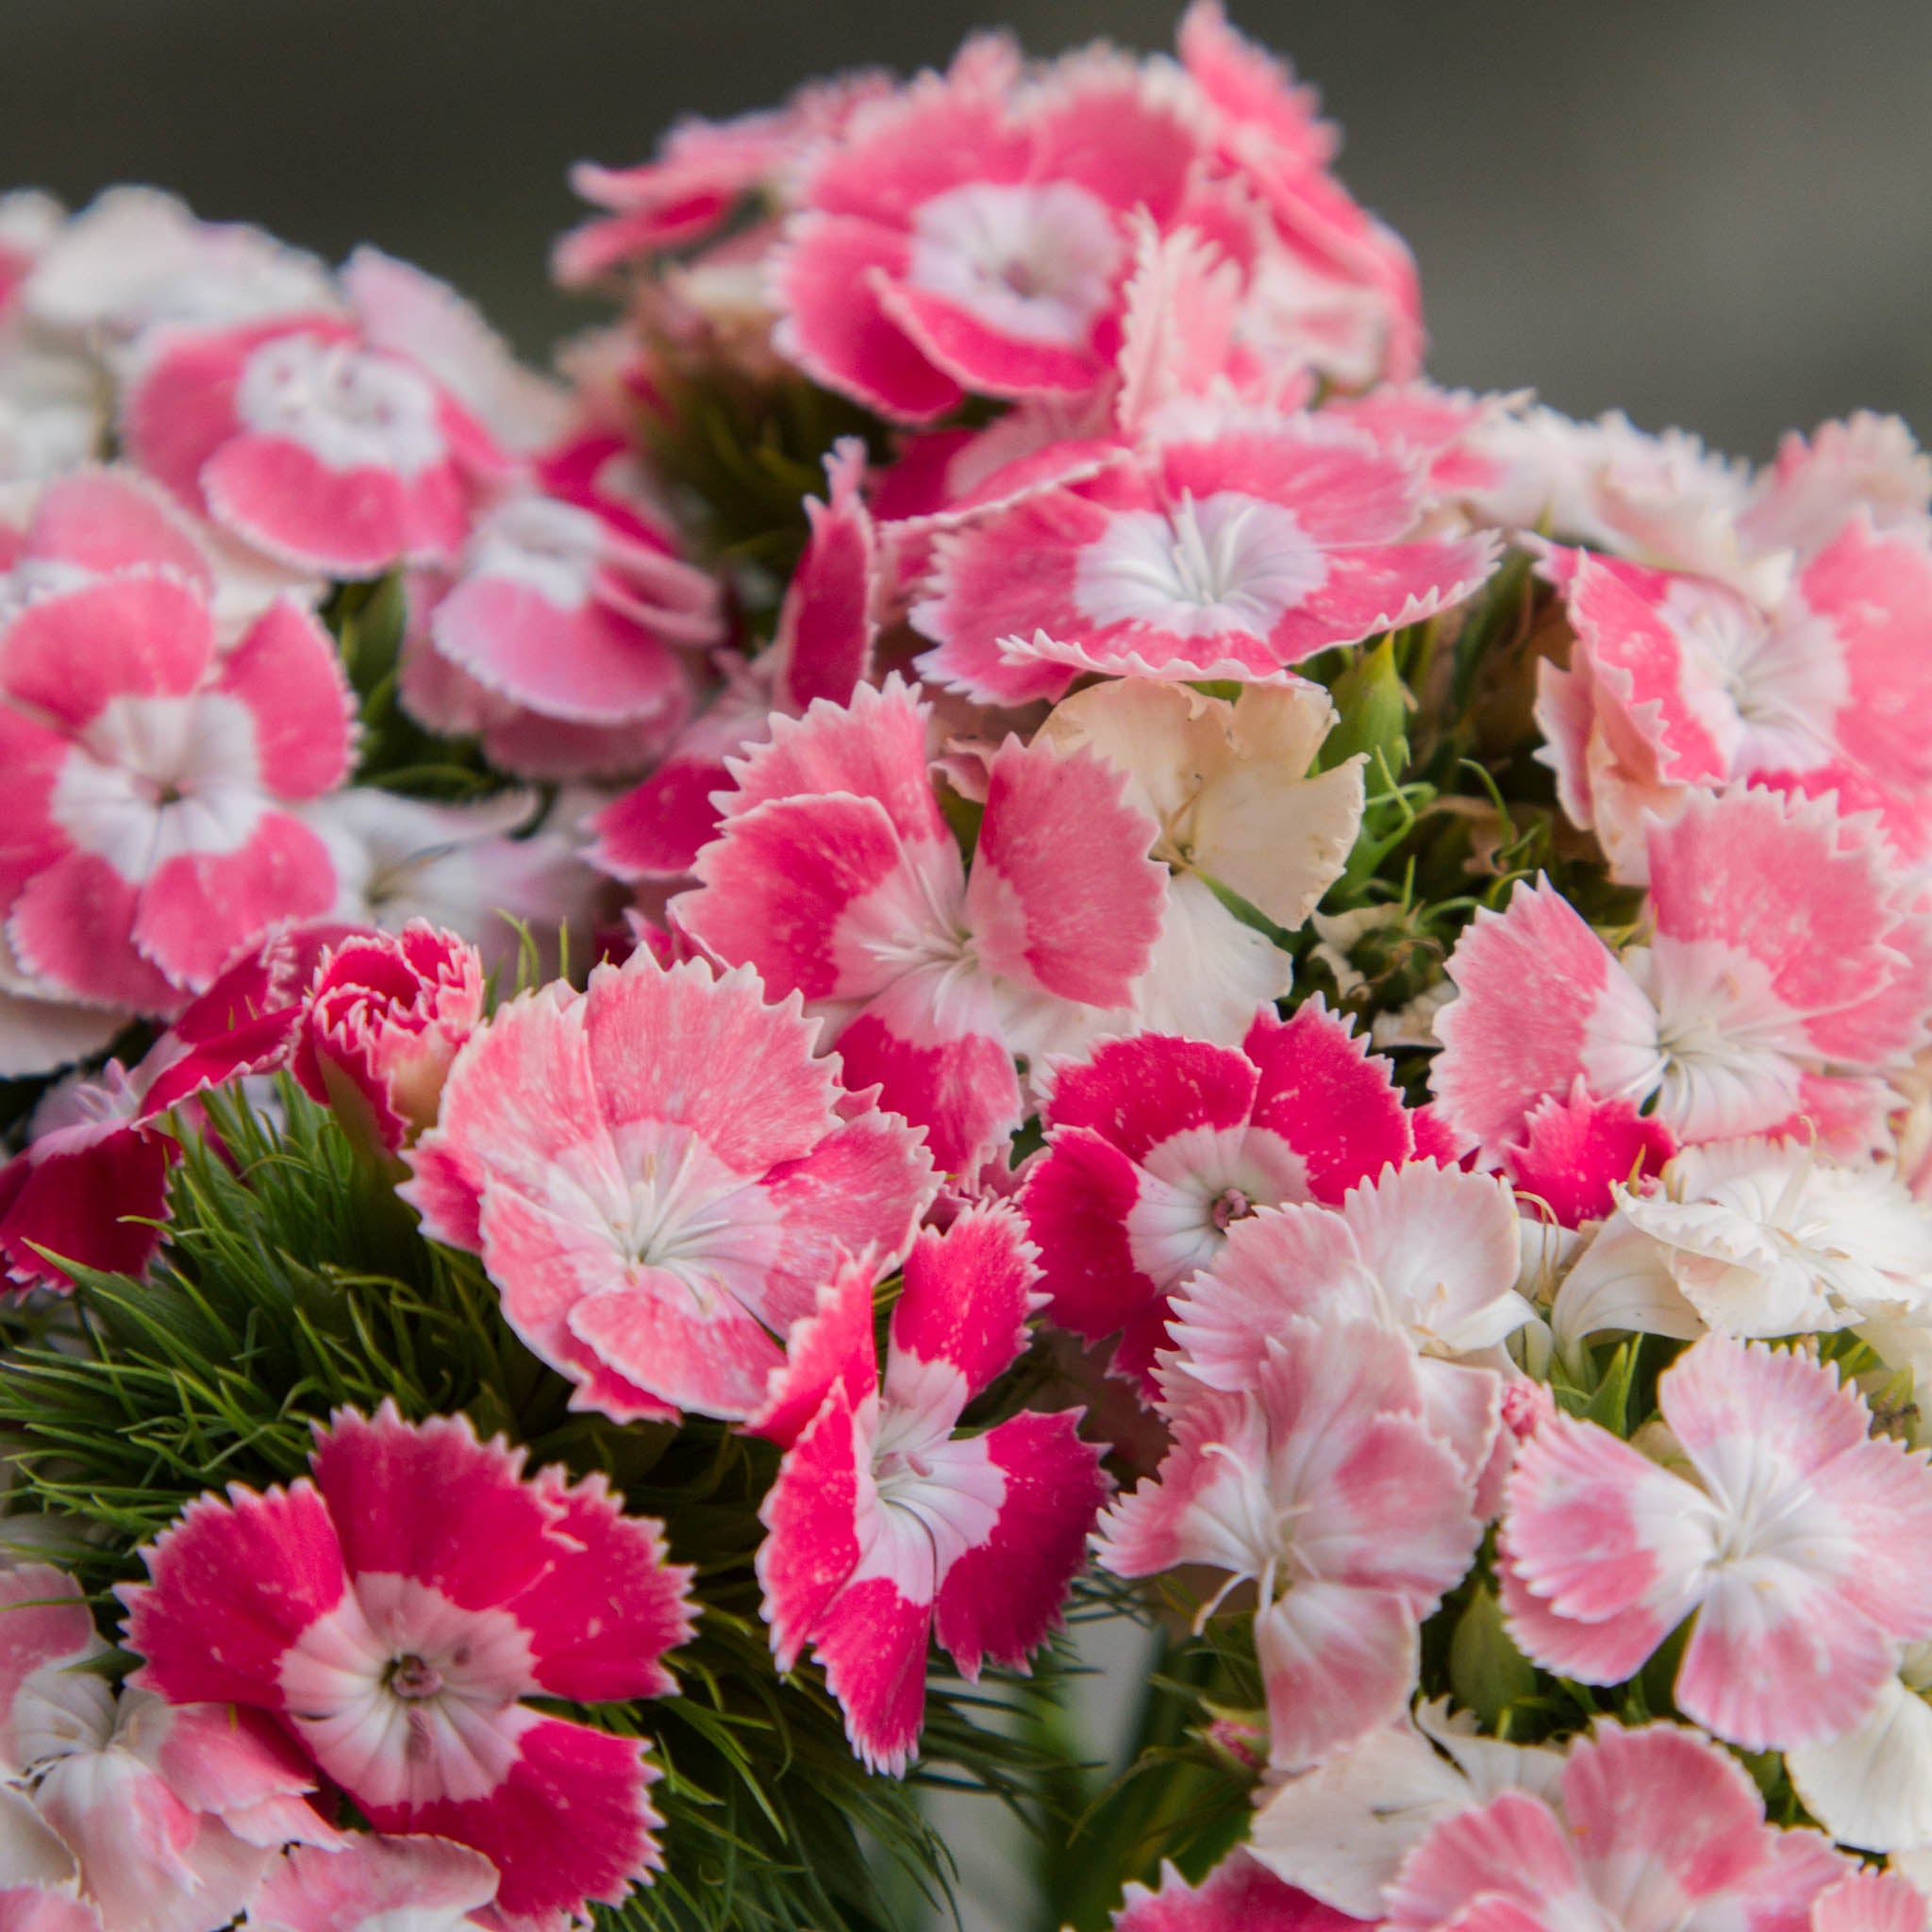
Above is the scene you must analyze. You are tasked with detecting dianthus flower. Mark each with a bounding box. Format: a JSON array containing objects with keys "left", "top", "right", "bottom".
[
  {"left": 1097, "top": 1313, "right": 1480, "bottom": 1771},
  {"left": 1499, "top": 1332, "right": 1932, "bottom": 1751},
  {"left": 0, "top": 469, "right": 355, "bottom": 1008},
  {"left": 405, "top": 948, "right": 936, "bottom": 1420},
  {"left": 673, "top": 677, "right": 1167, "bottom": 1174},
  {"left": 756, "top": 1208, "right": 1108, "bottom": 1774},
  {"left": 120, "top": 1403, "right": 696, "bottom": 1930}
]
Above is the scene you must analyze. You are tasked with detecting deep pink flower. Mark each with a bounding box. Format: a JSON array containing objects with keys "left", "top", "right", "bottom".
[
  {"left": 404, "top": 948, "right": 937, "bottom": 1421},
  {"left": 771, "top": 46, "right": 1201, "bottom": 421},
  {"left": 755, "top": 1207, "right": 1109, "bottom": 1774},
  {"left": 673, "top": 677, "right": 1166, "bottom": 1175},
  {"left": 0, "top": 1562, "right": 333, "bottom": 1932},
  {"left": 911, "top": 412, "right": 1496, "bottom": 706},
  {"left": 120, "top": 1403, "right": 696, "bottom": 1930},
  {"left": 1499, "top": 1333, "right": 1932, "bottom": 1752},
  {"left": 1501, "top": 1079, "right": 1676, "bottom": 1228},
  {"left": 1019, "top": 1003, "right": 1414, "bottom": 1397},
  {"left": 1385, "top": 1721, "right": 1850, "bottom": 1932},
  {"left": 293, "top": 922, "right": 486, "bottom": 1154},
  {"left": 1431, "top": 789, "right": 1932, "bottom": 1158},
  {"left": 1096, "top": 1313, "right": 1480, "bottom": 1771},
  {"left": 1110, "top": 1851, "right": 1365, "bottom": 1932},
  {"left": 0, "top": 481, "right": 355, "bottom": 1008}
]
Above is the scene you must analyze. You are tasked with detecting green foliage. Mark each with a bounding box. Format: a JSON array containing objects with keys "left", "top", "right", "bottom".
[{"left": 0, "top": 1085, "right": 1066, "bottom": 1932}]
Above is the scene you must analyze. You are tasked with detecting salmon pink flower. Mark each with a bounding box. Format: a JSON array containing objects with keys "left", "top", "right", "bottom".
[
  {"left": 119, "top": 1403, "right": 696, "bottom": 1932},
  {"left": 1430, "top": 788, "right": 1932, "bottom": 1158},
  {"left": 1384, "top": 1720, "right": 1850, "bottom": 1932},
  {"left": 1019, "top": 1003, "right": 1413, "bottom": 1397},
  {"left": 771, "top": 47, "right": 1201, "bottom": 422},
  {"left": 911, "top": 410, "right": 1497, "bottom": 705},
  {"left": 0, "top": 1562, "right": 333, "bottom": 1932},
  {"left": 1499, "top": 1332, "right": 1932, "bottom": 1751},
  {"left": 755, "top": 1208, "right": 1109, "bottom": 1774},
  {"left": 292, "top": 923, "right": 485, "bottom": 1154},
  {"left": 1096, "top": 1313, "right": 1480, "bottom": 1771},
  {"left": 673, "top": 677, "right": 1166, "bottom": 1175},
  {"left": 404, "top": 947, "right": 936, "bottom": 1421}
]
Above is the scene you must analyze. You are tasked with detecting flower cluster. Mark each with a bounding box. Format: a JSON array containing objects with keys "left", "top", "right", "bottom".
[{"left": 4, "top": 8, "right": 1932, "bottom": 1930}]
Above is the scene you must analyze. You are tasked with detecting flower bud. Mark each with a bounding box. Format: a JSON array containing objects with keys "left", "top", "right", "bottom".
[{"left": 293, "top": 923, "right": 485, "bottom": 1155}]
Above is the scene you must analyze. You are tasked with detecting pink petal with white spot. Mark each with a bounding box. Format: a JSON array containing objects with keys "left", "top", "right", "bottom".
[
  {"left": 1245, "top": 1002, "right": 1413, "bottom": 1205},
  {"left": 120, "top": 1481, "right": 349, "bottom": 1708},
  {"left": 1110, "top": 1851, "right": 1361, "bottom": 1932},
  {"left": 1256, "top": 1579, "right": 1424, "bottom": 1774},
  {"left": 746, "top": 1248, "right": 881, "bottom": 1449},
  {"left": 429, "top": 575, "right": 688, "bottom": 727},
  {"left": 1503, "top": 1079, "right": 1676, "bottom": 1227},
  {"left": 1498, "top": 1412, "right": 1707, "bottom": 1679},
  {"left": 965, "top": 735, "right": 1164, "bottom": 1007},
  {"left": 717, "top": 676, "right": 944, "bottom": 846},
  {"left": 888, "top": 1203, "right": 1039, "bottom": 1400},
  {"left": 250, "top": 1836, "right": 500, "bottom": 1932},
  {"left": 1431, "top": 878, "right": 1661, "bottom": 1161},
  {"left": 121, "top": 316, "right": 289, "bottom": 512},
  {"left": 0, "top": 573, "right": 211, "bottom": 727},
  {"left": 772, "top": 440, "right": 877, "bottom": 714},
  {"left": 808, "top": 1569, "right": 934, "bottom": 1777},
  {"left": 1019, "top": 1122, "right": 1153, "bottom": 1358},
  {"left": 757, "top": 1383, "right": 867, "bottom": 1674},
  {"left": 930, "top": 1407, "right": 1108, "bottom": 1680},
  {"left": 133, "top": 812, "right": 341, "bottom": 991},
  {"left": 20, "top": 468, "right": 214, "bottom": 591},
  {"left": 215, "top": 599, "right": 356, "bottom": 800},
  {"left": 1646, "top": 787, "right": 1929, "bottom": 1067},
  {"left": 8, "top": 855, "right": 181, "bottom": 1011},
  {"left": 0, "top": 1108, "right": 175, "bottom": 1291},
  {"left": 1114, "top": 218, "right": 1244, "bottom": 438},
  {"left": 370, "top": 1711, "right": 661, "bottom": 1931},
  {"left": 0, "top": 1892, "right": 98, "bottom": 1932},
  {"left": 520, "top": 1466, "right": 693, "bottom": 1704},
  {"left": 772, "top": 214, "right": 963, "bottom": 425},
  {"left": 829, "top": 965, "right": 1022, "bottom": 1175},
  {"left": 1742, "top": 411, "right": 1932, "bottom": 558},
  {"left": 309, "top": 1404, "right": 559, "bottom": 1613},
  {"left": 136, "top": 1699, "right": 328, "bottom": 1850}
]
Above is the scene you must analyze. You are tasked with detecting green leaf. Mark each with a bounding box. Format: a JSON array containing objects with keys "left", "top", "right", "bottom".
[
  {"left": 1448, "top": 1582, "right": 1538, "bottom": 1727},
  {"left": 1317, "top": 636, "right": 1410, "bottom": 776}
]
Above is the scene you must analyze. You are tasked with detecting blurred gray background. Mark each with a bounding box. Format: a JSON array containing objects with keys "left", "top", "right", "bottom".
[{"left": 6, "top": 0, "right": 1931, "bottom": 461}]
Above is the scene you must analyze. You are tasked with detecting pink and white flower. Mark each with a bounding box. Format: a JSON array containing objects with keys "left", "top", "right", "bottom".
[
  {"left": 120, "top": 1403, "right": 696, "bottom": 1931},
  {"left": 403, "top": 947, "right": 936, "bottom": 1421},
  {"left": 0, "top": 482, "right": 355, "bottom": 1008},
  {"left": 121, "top": 251, "right": 541, "bottom": 579},
  {"left": 756, "top": 1207, "right": 1109, "bottom": 1774},
  {"left": 1019, "top": 1003, "right": 1414, "bottom": 1397},
  {"left": 248, "top": 1836, "right": 500, "bottom": 1932},
  {"left": 1164, "top": 1161, "right": 1534, "bottom": 1507},
  {"left": 673, "top": 678, "right": 1166, "bottom": 1174},
  {"left": 0, "top": 1562, "right": 333, "bottom": 1932},
  {"left": 1537, "top": 525, "right": 1932, "bottom": 880},
  {"left": 911, "top": 410, "right": 1497, "bottom": 705},
  {"left": 1096, "top": 1313, "right": 1481, "bottom": 1771},
  {"left": 1430, "top": 788, "right": 1932, "bottom": 1158},
  {"left": 291, "top": 923, "right": 486, "bottom": 1155},
  {"left": 1499, "top": 1332, "right": 1932, "bottom": 1751},
  {"left": 771, "top": 46, "right": 1201, "bottom": 421},
  {"left": 1785, "top": 1644, "right": 1932, "bottom": 1856},
  {"left": 1383, "top": 1719, "right": 1850, "bottom": 1932}
]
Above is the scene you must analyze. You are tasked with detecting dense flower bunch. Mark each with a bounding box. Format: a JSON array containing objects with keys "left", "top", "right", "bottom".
[{"left": 2, "top": 8, "right": 1932, "bottom": 1929}]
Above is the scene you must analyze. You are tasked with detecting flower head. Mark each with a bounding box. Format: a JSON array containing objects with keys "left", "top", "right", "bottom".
[{"left": 120, "top": 1402, "right": 695, "bottom": 1930}]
